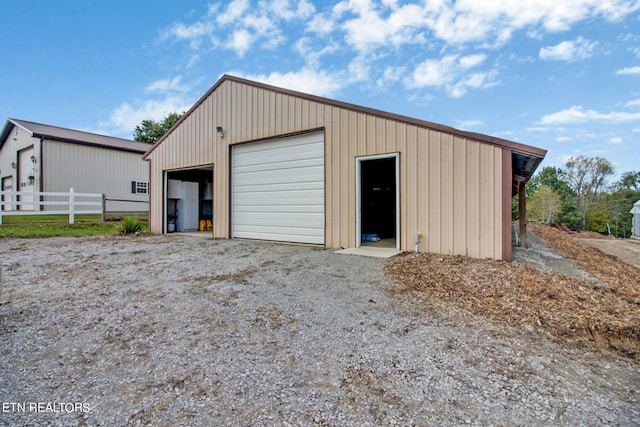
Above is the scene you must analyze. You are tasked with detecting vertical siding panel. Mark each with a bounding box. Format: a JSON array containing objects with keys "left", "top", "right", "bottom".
[
  {"left": 256, "top": 88, "right": 264, "bottom": 136},
  {"left": 339, "top": 108, "right": 349, "bottom": 247},
  {"left": 288, "top": 96, "right": 295, "bottom": 132},
  {"left": 453, "top": 138, "right": 466, "bottom": 256},
  {"left": 376, "top": 118, "right": 385, "bottom": 153},
  {"left": 357, "top": 113, "right": 366, "bottom": 156},
  {"left": 275, "top": 93, "right": 282, "bottom": 135},
  {"left": 440, "top": 134, "right": 454, "bottom": 254},
  {"left": 240, "top": 84, "right": 247, "bottom": 141},
  {"left": 366, "top": 115, "right": 376, "bottom": 154},
  {"left": 347, "top": 110, "right": 358, "bottom": 248},
  {"left": 428, "top": 130, "right": 441, "bottom": 253},
  {"left": 494, "top": 148, "right": 503, "bottom": 259},
  {"left": 466, "top": 140, "right": 480, "bottom": 258},
  {"left": 323, "top": 104, "right": 333, "bottom": 247},
  {"left": 396, "top": 123, "right": 408, "bottom": 248},
  {"left": 308, "top": 100, "right": 318, "bottom": 129},
  {"left": 331, "top": 106, "right": 341, "bottom": 247},
  {"left": 479, "top": 144, "right": 493, "bottom": 257},
  {"left": 404, "top": 125, "right": 417, "bottom": 250}
]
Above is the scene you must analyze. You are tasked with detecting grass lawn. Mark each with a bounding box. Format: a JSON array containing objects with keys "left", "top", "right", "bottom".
[{"left": 0, "top": 214, "right": 145, "bottom": 238}]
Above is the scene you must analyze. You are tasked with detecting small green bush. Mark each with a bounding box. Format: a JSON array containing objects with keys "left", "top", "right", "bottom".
[{"left": 119, "top": 217, "right": 144, "bottom": 235}]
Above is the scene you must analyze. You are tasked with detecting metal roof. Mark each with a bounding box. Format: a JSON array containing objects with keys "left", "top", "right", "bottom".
[
  {"left": 0, "top": 118, "right": 150, "bottom": 154},
  {"left": 144, "top": 75, "right": 547, "bottom": 186}
]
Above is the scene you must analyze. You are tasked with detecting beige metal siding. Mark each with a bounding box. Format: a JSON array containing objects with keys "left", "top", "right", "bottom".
[{"left": 146, "top": 79, "right": 505, "bottom": 259}]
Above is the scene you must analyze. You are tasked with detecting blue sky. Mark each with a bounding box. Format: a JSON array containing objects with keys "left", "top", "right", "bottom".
[{"left": 1, "top": 0, "right": 639, "bottom": 180}]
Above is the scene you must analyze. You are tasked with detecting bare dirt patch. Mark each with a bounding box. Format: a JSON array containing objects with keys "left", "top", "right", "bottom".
[
  {"left": 386, "top": 223, "right": 640, "bottom": 361},
  {"left": 575, "top": 237, "right": 640, "bottom": 270}
]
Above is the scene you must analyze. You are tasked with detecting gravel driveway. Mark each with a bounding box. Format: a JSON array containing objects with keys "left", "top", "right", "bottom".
[{"left": 1, "top": 234, "right": 638, "bottom": 426}]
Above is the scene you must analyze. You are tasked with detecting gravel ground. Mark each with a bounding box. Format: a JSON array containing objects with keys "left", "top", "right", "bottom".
[{"left": 0, "top": 234, "right": 638, "bottom": 426}]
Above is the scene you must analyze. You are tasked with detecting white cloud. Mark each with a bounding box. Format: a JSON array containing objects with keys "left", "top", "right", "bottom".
[
  {"left": 556, "top": 136, "right": 573, "bottom": 142},
  {"left": 145, "top": 76, "right": 188, "bottom": 93},
  {"left": 266, "top": 0, "right": 316, "bottom": 20},
  {"left": 626, "top": 98, "right": 640, "bottom": 107},
  {"left": 407, "top": 54, "right": 497, "bottom": 97},
  {"left": 105, "top": 96, "right": 193, "bottom": 136},
  {"left": 609, "top": 136, "right": 623, "bottom": 144},
  {"left": 539, "top": 36, "right": 597, "bottom": 62},
  {"left": 540, "top": 105, "right": 640, "bottom": 125},
  {"left": 217, "top": 0, "right": 250, "bottom": 25},
  {"left": 376, "top": 66, "right": 406, "bottom": 87},
  {"left": 616, "top": 66, "right": 640, "bottom": 75},
  {"left": 226, "top": 29, "right": 254, "bottom": 57},
  {"left": 238, "top": 68, "right": 345, "bottom": 97},
  {"left": 409, "top": 55, "right": 458, "bottom": 87},
  {"left": 456, "top": 119, "right": 485, "bottom": 130},
  {"left": 169, "top": 21, "right": 214, "bottom": 40}
]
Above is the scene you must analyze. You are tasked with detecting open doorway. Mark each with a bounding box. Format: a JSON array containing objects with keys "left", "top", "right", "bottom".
[
  {"left": 356, "top": 153, "right": 400, "bottom": 250},
  {"left": 164, "top": 166, "right": 213, "bottom": 233}
]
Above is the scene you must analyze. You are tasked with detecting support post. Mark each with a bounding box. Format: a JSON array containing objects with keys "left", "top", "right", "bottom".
[
  {"left": 518, "top": 181, "right": 527, "bottom": 248},
  {"left": 69, "top": 187, "right": 75, "bottom": 225},
  {"left": 102, "top": 194, "right": 106, "bottom": 222}
]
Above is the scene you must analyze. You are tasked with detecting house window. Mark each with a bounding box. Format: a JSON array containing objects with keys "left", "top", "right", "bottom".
[{"left": 131, "top": 181, "right": 148, "bottom": 194}]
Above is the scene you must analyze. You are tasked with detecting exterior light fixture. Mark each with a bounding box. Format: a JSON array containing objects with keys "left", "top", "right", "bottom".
[
  {"left": 30, "top": 155, "right": 36, "bottom": 163},
  {"left": 216, "top": 126, "right": 225, "bottom": 138},
  {"left": 11, "top": 162, "right": 16, "bottom": 169}
]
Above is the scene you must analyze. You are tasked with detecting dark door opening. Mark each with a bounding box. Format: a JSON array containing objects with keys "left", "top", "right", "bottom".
[
  {"left": 165, "top": 167, "right": 213, "bottom": 233},
  {"left": 360, "top": 157, "right": 397, "bottom": 245}
]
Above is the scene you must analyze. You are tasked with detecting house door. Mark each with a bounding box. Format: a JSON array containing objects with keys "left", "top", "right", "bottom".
[
  {"left": 1, "top": 176, "right": 13, "bottom": 211},
  {"left": 356, "top": 153, "right": 400, "bottom": 250}
]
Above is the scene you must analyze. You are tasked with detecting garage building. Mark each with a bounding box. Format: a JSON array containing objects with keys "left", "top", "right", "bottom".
[
  {"left": 1, "top": 118, "right": 150, "bottom": 214},
  {"left": 143, "top": 75, "right": 546, "bottom": 261}
]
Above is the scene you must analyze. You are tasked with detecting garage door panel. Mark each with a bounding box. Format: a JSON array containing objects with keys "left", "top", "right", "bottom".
[
  {"left": 234, "top": 145, "right": 323, "bottom": 167},
  {"left": 234, "top": 181, "right": 324, "bottom": 193},
  {"left": 235, "top": 192, "right": 324, "bottom": 207},
  {"left": 234, "top": 212, "right": 324, "bottom": 228},
  {"left": 233, "top": 226, "right": 324, "bottom": 245},
  {"left": 232, "top": 131, "right": 324, "bottom": 244},
  {"left": 233, "top": 166, "right": 323, "bottom": 186}
]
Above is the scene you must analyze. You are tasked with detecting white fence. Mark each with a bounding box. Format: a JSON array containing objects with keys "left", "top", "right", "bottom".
[{"left": 0, "top": 188, "right": 103, "bottom": 225}]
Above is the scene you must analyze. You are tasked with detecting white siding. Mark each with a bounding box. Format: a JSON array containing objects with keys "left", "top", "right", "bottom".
[{"left": 42, "top": 140, "right": 148, "bottom": 212}]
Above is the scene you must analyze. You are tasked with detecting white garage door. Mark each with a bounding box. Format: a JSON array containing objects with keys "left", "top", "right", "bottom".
[{"left": 232, "top": 131, "right": 324, "bottom": 244}]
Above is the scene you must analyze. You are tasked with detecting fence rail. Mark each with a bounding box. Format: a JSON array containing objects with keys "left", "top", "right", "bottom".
[{"left": 0, "top": 188, "right": 103, "bottom": 225}]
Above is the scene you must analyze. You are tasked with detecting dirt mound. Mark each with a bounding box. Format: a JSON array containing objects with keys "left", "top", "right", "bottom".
[{"left": 386, "top": 224, "right": 640, "bottom": 362}]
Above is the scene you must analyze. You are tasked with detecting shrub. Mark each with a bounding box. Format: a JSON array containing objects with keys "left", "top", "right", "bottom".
[{"left": 119, "top": 217, "right": 144, "bottom": 235}]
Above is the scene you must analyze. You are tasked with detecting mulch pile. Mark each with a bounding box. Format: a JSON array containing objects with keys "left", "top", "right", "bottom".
[{"left": 385, "top": 223, "right": 640, "bottom": 362}]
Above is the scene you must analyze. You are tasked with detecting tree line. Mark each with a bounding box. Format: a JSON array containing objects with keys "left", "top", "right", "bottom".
[{"left": 518, "top": 156, "right": 640, "bottom": 238}]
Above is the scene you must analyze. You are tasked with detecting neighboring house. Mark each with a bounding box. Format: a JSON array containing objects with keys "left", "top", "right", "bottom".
[
  {"left": 0, "top": 118, "right": 150, "bottom": 214},
  {"left": 143, "top": 75, "right": 547, "bottom": 261},
  {"left": 631, "top": 200, "right": 640, "bottom": 238}
]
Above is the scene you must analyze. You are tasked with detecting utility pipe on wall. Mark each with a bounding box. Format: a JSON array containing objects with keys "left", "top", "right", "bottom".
[{"left": 414, "top": 231, "right": 423, "bottom": 253}]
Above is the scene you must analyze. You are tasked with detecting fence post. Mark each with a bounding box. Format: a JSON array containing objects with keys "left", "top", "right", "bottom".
[
  {"left": 102, "top": 194, "right": 106, "bottom": 222},
  {"left": 69, "top": 187, "right": 75, "bottom": 225}
]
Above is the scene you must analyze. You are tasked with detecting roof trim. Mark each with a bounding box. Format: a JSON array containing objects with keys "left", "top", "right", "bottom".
[
  {"left": 1, "top": 118, "right": 149, "bottom": 154},
  {"left": 143, "top": 74, "right": 548, "bottom": 160}
]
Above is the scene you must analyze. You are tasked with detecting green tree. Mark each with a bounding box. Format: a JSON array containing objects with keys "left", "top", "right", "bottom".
[
  {"left": 133, "top": 111, "right": 183, "bottom": 144},
  {"left": 564, "top": 156, "right": 614, "bottom": 230},
  {"left": 523, "top": 166, "right": 581, "bottom": 228},
  {"left": 605, "top": 188, "right": 640, "bottom": 238},
  {"left": 616, "top": 170, "right": 640, "bottom": 191},
  {"left": 586, "top": 202, "right": 610, "bottom": 234},
  {"left": 528, "top": 185, "right": 562, "bottom": 223}
]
